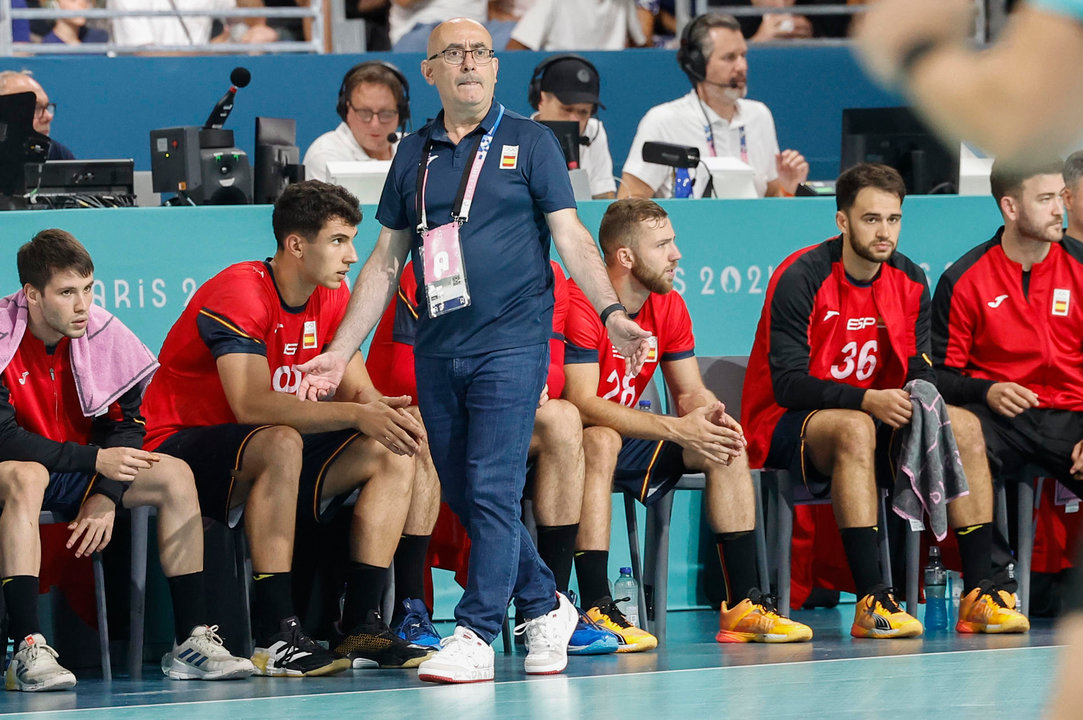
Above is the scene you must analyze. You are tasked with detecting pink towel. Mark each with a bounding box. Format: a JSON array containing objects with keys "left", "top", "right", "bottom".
[{"left": 0, "top": 290, "right": 158, "bottom": 417}]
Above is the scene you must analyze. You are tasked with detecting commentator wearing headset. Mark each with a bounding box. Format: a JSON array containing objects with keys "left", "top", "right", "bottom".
[
  {"left": 528, "top": 55, "right": 617, "bottom": 199},
  {"left": 620, "top": 12, "right": 808, "bottom": 199},
  {"left": 303, "top": 61, "right": 411, "bottom": 182}
]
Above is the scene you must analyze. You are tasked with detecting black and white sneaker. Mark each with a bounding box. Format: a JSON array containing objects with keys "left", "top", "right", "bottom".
[{"left": 251, "top": 616, "right": 351, "bottom": 677}]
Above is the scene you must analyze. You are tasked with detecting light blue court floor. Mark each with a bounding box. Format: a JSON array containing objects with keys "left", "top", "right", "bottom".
[{"left": 0, "top": 608, "right": 1064, "bottom": 719}]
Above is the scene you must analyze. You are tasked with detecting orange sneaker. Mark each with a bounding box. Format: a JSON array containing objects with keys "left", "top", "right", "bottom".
[
  {"left": 585, "top": 596, "right": 657, "bottom": 653},
  {"left": 851, "top": 586, "right": 923, "bottom": 639},
  {"left": 955, "top": 581, "right": 1030, "bottom": 634},
  {"left": 716, "top": 589, "right": 813, "bottom": 643}
]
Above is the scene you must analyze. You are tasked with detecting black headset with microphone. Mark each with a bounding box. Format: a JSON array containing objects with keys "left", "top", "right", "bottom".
[
  {"left": 527, "top": 54, "right": 602, "bottom": 146},
  {"left": 677, "top": 14, "right": 710, "bottom": 84},
  {"left": 336, "top": 60, "right": 411, "bottom": 143},
  {"left": 527, "top": 53, "right": 601, "bottom": 112}
]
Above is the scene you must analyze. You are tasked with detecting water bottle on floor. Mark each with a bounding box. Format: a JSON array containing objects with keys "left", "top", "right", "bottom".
[
  {"left": 614, "top": 567, "right": 640, "bottom": 628},
  {"left": 924, "top": 546, "right": 947, "bottom": 631}
]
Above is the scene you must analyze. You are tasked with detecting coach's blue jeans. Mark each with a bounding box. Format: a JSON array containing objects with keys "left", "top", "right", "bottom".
[{"left": 415, "top": 344, "right": 556, "bottom": 643}]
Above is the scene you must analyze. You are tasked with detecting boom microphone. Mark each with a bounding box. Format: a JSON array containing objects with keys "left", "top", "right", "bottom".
[{"left": 204, "top": 67, "right": 252, "bottom": 130}]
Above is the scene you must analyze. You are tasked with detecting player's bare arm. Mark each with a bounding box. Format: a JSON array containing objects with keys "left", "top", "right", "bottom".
[
  {"left": 662, "top": 357, "right": 746, "bottom": 452},
  {"left": 564, "top": 361, "right": 734, "bottom": 467},
  {"left": 219, "top": 353, "right": 412, "bottom": 452},
  {"left": 296, "top": 225, "right": 413, "bottom": 400},
  {"left": 547, "top": 208, "right": 653, "bottom": 375},
  {"left": 335, "top": 352, "right": 426, "bottom": 454}
]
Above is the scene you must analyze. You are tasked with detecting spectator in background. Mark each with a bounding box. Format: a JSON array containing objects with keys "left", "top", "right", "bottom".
[
  {"left": 109, "top": 0, "right": 233, "bottom": 47},
  {"left": 347, "top": 0, "right": 391, "bottom": 51},
  {"left": 636, "top": 0, "right": 676, "bottom": 48},
  {"left": 42, "top": 0, "right": 109, "bottom": 45},
  {"left": 620, "top": 12, "right": 808, "bottom": 199},
  {"left": 734, "top": 0, "right": 857, "bottom": 41},
  {"left": 303, "top": 60, "right": 409, "bottom": 181},
  {"left": 487, "top": 0, "right": 531, "bottom": 49},
  {"left": 528, "top": 54, "right": 616, "bottom": 199},
  {"left": 507, "top": 0, "right": 644, "bottom": 50},
  {"left": 0, "top": 71, "right": 74, "bottom": 160},
  {"left": 11, "top": 0, "right": 30, "bottom": 43},
  {"left": 389, "top": 0, "right": 486, "bottom": 53}
]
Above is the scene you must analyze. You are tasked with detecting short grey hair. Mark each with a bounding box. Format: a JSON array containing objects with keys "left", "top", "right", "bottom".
[
  {"left": 0, "top": 70, "right": 34, "bottom": 94},
  {"left": 1064, "top": 150, "right": 1083, "bottom": 192},
  {"left": 688, "top": 13, "right": 742, "bottom": 61}
]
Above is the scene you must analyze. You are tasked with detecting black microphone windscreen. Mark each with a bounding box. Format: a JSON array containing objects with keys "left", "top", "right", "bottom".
[
  {"left": 231, "top": 67, "right": 251, "bottom": 88},
  {"left": 387, "top": 133, "right": 399, "bottom": 144},
  {"left": 579, "top": 135, "right": 591, "bottom": 147}
]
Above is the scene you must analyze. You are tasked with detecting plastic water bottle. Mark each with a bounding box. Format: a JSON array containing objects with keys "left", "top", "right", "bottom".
[
  {"left": 638, "top": 399, "right": 652, "bottom": 412},
  {"left": 924, "top": 546, "right": 948, "bottom": 631},
  {"left": 614, "top": 567, "right": 640, "bottom": 628}
]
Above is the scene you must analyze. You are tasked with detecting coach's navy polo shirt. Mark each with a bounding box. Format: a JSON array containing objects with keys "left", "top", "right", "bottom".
[{"left": 376, "top": 101, "right": 576, "bottom": 358}]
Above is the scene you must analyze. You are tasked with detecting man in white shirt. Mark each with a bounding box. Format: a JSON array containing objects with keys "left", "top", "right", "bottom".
[
  {"left": 529, "top": 55, "right": 616, "bottom": 199},
  {"left": 390, "top": 0, "right": 487, "bottom": 52},
  {"left": 507, "top": 0, "right": 644, "bottom": 51},
  {"left": 303, "top": 61, "right": 409, "bottom": 183},
  {"left": 109, "top": 0, "right": 234, "bottom": 47},
  {"left": 620, "top": 12, "right": 808, "bottom": 199}
]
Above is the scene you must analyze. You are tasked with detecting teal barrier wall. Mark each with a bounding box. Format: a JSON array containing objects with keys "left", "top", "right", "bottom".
[
  {"left": 0, "top": 196, "right": 1003, "bottom": 355},
  {"left": 0, "top": 195, "right": 1006, "bottom": 613},
  {"left": 0, "top": 47, "right": 898, "bottom": 182}
]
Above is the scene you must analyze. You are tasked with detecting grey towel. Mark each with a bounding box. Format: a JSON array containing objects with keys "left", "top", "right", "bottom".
[{"left": 892, "top": 379, "right": 970, "bottom": 541}]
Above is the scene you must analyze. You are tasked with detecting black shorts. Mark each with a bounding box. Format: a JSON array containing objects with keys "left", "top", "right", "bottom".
[
  {"left": 965, "top": 404, "right": 1083, "bottom": 495},
  {"left": 612, "top": 437, "right": 688, "bottom": 506},
  {"left": 42, "top": 472, "right": 94, "bottom": 516},
  {"left": 765, "top": 409, "right": 898, "bottom": 498},
  {"left": 154, "top": 424, "right": 364, "bottom": 526}
]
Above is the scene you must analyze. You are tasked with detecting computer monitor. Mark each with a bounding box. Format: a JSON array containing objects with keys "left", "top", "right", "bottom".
[
  {"left": 0, "top": 92, "right": 36, "bottom": 197},
  {"left": 253, "top": 116, "right": 302, "bottom": 205},
  {"left": 326, "top": 160, "right": 392, "bottom": 205},
  {"left": 840, "top": 107, "right": 959, "bottom": 194}
]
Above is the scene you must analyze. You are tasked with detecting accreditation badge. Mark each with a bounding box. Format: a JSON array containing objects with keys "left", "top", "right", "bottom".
[{"left": 420, "top": 221, "right": 471, "bottom": 318}]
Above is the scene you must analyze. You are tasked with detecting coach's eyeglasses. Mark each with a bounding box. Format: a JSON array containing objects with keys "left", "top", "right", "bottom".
[{"left": 428, "top": 47, "right": 495, "bottom": 65}]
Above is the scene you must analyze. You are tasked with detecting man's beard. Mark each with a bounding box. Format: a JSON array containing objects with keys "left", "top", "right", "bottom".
[{"left": 631, "top": 258, "right": 673, "bottom": 294}]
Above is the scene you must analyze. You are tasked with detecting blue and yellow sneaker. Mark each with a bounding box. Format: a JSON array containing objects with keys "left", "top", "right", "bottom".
[
  {"left": 568, "top": 604, "right": 619, "bottom": 655},
  {"left": 392, "top": 598, "right": 442, "bottom": 649}
]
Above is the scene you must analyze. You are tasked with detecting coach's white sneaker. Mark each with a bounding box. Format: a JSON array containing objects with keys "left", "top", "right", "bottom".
[
  {"left": 162, "top": 625, "right": 256, "bottom": 680},
  {"left": 5, "top": 634, "right": 77, "bottom": 692},
  {"left": 517, "top": 592, "right": 578, "bottom": 675},
  {"left": 417, "top": 626, "right": 494, "bottom": 684}
]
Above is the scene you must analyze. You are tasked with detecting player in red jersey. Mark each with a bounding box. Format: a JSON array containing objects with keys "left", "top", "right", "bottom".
[
  {"left": 367, "top": 260, "right": 620, "bottom": 655},
  {"left": 0, "top": 230, "right": 254, "bottom": 692},
  {"left": 744, "top": 163, "right": 1027, "bottom": 638},
  {"left": 563, "top": 198, "right": 813, "bottom": 647},
  {"left": 142, "top": 181, "right": 430, "bottom": 676}
]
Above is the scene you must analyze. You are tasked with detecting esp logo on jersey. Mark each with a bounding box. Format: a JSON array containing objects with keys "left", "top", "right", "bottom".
[{"left": 846, "top": 317, "right": 877, "bottom": 331}]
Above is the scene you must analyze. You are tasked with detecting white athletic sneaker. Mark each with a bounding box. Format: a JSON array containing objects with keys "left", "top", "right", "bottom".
[
  {"left": 4, "top": 634, "right": 77, "bottom": 692},
  {"left": 162, "top": 625, "right": 257, "bottom": 681},
  {"left": 417, "top": 626, "right": 495, "bottom": 684},
  {"left": 516, "top": 592, "right": 578, "bottom": 675}
]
